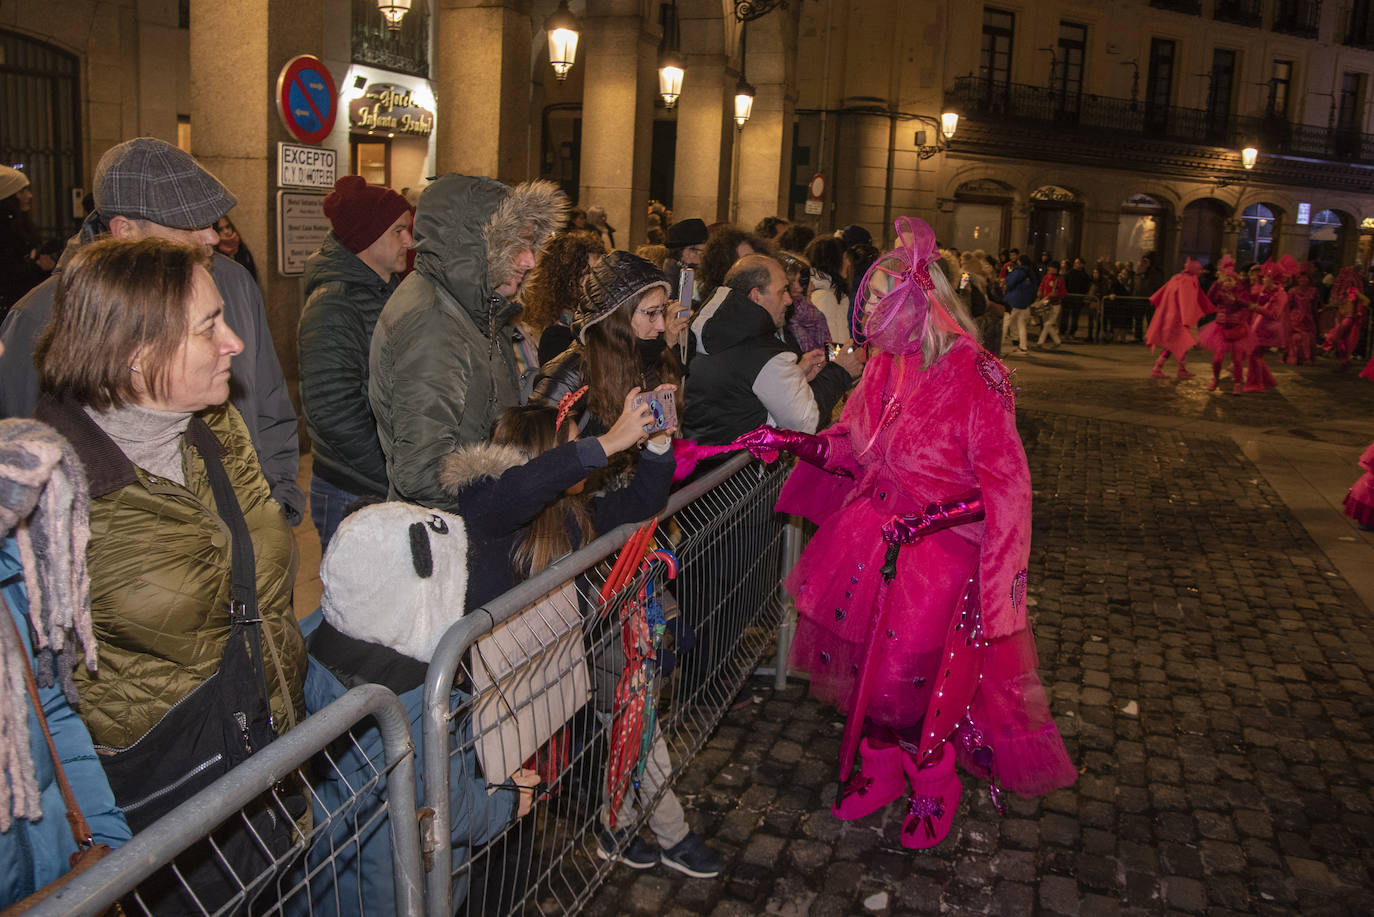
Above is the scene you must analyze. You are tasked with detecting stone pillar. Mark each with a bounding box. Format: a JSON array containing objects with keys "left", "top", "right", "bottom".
[
  {"left": 435, "top": 0, "right": 532, "bottom": 183},
  {"left": 579, "top": 0, "right": 657, "bottom": 248},
  {"left": 1080, "top": 206, "right": 1121, "bottom": 264},
  {"left": 1222, "top": 217, "right": 1242, "bottom": 258},
  {"left": 672, "top": 53, "right": 733, "bottom": 224},
  {"left": 736, "top": 80, "right": 793, "bottom": 231},
  {"left": 191, "top": 0, "right": 325, "bottom": 397}
]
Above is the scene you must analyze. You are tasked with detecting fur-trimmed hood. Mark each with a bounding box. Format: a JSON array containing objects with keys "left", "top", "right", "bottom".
[
  {"left": 412, "top": 174, "right": 568, "bottom": 331},
  {"left": 437, "top": 441, "right": 532, "bottom": 495}
]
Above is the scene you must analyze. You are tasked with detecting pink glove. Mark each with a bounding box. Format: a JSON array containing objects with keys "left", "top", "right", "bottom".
[
  {"left": 732, "top": 425, "right": 849, "bottom": 475},
  {"left": 880, "top": 489, "right": 985, "bottom": 546},
  {"left": 671, "top": 439, "right": 747, "bottom": 482}
]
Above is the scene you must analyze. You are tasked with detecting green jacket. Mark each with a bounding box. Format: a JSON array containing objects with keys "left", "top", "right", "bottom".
[
  {"left": 35, "top": 395, "right": 305, "bottom": 750},
  {"left": 368, "top": 174, "right": 567, "bottom": 512}
]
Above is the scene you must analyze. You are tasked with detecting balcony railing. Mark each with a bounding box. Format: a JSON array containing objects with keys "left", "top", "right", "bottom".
[
  {"left": 1150, "top": 0, "right": 1202, "bottom": 13},
  {"left": 1273, "top": 0, "right": 1321, "bottom": 37},
  {"left": 1215, "top": 0, "right": 1263, "bottom": 26},
  {"left": 947, "top": 76, "right": 1374, "bottom": 165}
]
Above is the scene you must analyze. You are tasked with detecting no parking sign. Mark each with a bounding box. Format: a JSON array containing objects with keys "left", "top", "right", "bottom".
[{"left": 276, "top": 55, "right": 337, "bottom": 145}]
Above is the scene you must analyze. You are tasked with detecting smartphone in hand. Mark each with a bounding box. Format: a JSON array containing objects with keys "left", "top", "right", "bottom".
[
  {"left": 631, "top": 389, "right": 677, "bottom": 434},
  {"left": 677, "top": 268, "right": 695, "bottom": 318}
]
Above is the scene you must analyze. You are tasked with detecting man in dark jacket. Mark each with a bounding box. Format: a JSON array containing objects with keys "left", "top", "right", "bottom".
[
  {"left": 1062, "top": 256, "right": 1092, "bottom": 339},
  {"left": 685, "top": 254, "right": 859, "bottom": 445},
  {"left": 369, "top": 175, "right": 567, "bottom": 512},
  {"left": 0, "top": 138, "right": 304, "bottom": 523},
  {"left": 1131, "top": 251, "right": 1166, "bottom": 342},
  {"left": 298, "top": 176, "right": 413, "bottom": 551}
]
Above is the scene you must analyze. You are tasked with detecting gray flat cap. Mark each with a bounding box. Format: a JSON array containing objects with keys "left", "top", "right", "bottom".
[{"left": 93, "top": 138, "right": 237, "bottom": 229}]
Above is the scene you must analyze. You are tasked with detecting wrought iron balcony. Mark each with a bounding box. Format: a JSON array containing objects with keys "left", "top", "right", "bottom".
[
  {"left": 1149, "top": 0, "right": 1201, "bottom": 13},
  {"left": 1215, "top": 0, "right": 1263, "bottom": 26},
  {"left": 1273, "top": 0, "right": 1321, "bottom": 37},
  {"left": 946, "top": 76, "right": 1374, "bottom": 175}
]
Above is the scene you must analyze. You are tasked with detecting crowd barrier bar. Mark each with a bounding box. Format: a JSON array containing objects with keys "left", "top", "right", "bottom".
[
  {"left": 27, "top": 684, "right": 425, "bottom": 917},
  {"left": 422, "top": 451, "right": 794, "bottom": 917}
]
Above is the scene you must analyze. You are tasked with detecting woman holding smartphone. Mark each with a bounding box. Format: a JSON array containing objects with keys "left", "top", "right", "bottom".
[{"left": 532, "top": 251, "right": 683, "bottom": 437}]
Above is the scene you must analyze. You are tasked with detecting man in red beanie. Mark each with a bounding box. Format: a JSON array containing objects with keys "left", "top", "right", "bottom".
[{"left": 297, "top": 175, "right": 413, "bottom": 551}]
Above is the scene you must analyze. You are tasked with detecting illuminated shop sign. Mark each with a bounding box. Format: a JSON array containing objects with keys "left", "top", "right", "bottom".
[{"left": 349, "top": 83, "right": 434, "bottom": 136}]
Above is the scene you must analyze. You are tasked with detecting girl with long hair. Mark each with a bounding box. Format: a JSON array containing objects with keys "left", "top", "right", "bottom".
[
  {"left": 735, "top": 216, "right": 1074, "bottom": 851},
  {"left": 533, "top": 251, "right": 685, "bottom": 437}
]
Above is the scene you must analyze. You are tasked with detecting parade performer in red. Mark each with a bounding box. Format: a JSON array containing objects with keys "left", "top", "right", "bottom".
[
  {"left": 1285, "top": 264, "right": 1319, "bottom": 366},
  {"left": 735, "top": 216, "right": 1074, "bottom": 850},
  {"left": 1343, "top": 440, "right": 1374, "bottom": 530},
  {"left": 1198, "top": 256, "right": 1257, "bottom": 393},
  {"left": 1323, "top": 267, "right": 1370, "bottom": 370},
  {"left": 1146, "top": 258, "right": 1214, "bottom": 378},
  {"left": 1244, "top": 257, "right": 1293, "bottom": 391}
]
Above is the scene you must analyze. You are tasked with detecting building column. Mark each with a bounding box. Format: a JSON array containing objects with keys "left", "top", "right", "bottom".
[
  {"left": 579, "top": 0, "right": 657, "bottom": 249},
  {"left": 435, "top": 0, "right": 532, "bottom": 183},
  {"left": 191, "top": 0, "right": 325, "bottom": 397},
  {"left": 1080, "top": 206, "right": 1121, "bottom": 264},
  {"left": 672, "top": 53, "right": 732, "bottom": 223}
]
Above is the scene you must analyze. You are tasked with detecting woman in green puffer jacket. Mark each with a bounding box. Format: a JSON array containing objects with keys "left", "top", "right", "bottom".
[{"left": 32, "top": 237, "right": 305, "bottom": 767}]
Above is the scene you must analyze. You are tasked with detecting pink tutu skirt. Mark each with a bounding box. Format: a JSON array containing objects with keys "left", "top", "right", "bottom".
[{"left": 1198, "top": 320, "right": 1256, "bottom": 359}]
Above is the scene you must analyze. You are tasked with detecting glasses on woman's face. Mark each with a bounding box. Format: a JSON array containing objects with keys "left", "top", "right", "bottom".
[{"left": 634, "top": 306, "right": 667, "bottom": 321}]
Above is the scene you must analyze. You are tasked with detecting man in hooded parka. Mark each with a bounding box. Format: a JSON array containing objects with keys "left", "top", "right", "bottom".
[{"left": 369, "top": 175, "right": 567, "bottom": 512}]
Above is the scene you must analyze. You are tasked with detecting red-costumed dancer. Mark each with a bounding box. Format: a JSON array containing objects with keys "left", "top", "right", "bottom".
[
  {"left": 1323, "top": 267, "right": 1370, "bottom": 370},
  {"left": 1246, "top": 256, "right": 1295, "bottom": 392},
  {"left": 1146, "top": 258, "right": 1214, "bottom": 378},
  {"left": 1285, "top": 265, "right": 1320, "bottom": 366},
  {"left": 1198, "top": 255, "right": 1257, "bottom": 393},
  {"left": 734, "top": 217, "right": 1074, "bottom": 851},
  {"left": 1343, "top": 440, "right": 1374, "bottom": 530}
]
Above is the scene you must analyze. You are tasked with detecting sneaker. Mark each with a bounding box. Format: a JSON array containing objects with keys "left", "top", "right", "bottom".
[
  {"left": 660, "top": 831, "right": 722, "bottom": 878},
  {"left": 597, "top": 828, "right": 659, "bottom": 869}
]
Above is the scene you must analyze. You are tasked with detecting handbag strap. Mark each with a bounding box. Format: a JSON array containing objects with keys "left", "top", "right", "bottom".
[
  {"left": 1, "top": 593, "right": 95, "bottom": 849},
  {"left": 184, "top": 419, "right": 271, "bottom": 720}
]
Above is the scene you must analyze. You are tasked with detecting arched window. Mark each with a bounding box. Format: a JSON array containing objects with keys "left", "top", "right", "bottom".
[
  {"left": 1237, "top": 203, "right": 1278, "bottom": 264},
  {"left": 1307, "top": 209, "right": 1349, "bottom": 273}
]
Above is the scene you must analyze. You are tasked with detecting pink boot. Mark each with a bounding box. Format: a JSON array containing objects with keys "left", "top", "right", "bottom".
[
  {"left": 832, "top": 736, "right": 907, "bottom": 820},
  {"left": 899, "top": 745, "right": 961, "bottom": 850},
  {"left": 1150, "top": 352, "right": 1168, "bottom": 378}
]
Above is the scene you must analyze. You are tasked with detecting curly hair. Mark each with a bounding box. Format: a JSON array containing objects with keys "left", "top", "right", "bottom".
[
  {"left": 520, "top": 230, "right": 606, "bottom": 334},
  {"left": 699, "top": 226, "right": 770, "bottom": 302}
]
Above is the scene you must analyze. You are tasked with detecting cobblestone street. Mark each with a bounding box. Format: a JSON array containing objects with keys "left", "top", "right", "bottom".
[{"left": 583, "top": 344, "right": 1374, "bottom": 916}]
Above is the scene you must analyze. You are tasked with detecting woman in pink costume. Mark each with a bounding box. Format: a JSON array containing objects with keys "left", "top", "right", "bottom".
[
  {"left": 1344, "top": 440, "right": 1374, "bottom": 530},
  {"left": 1323, "top": 267, "right": 1370, "bottom": 370},
  {"left": 1146, "top": 258, "right": 1214, "bottom": 378},
  {"left": 1245, "top": 257, "right": 1293, "bottom": 392},
  {"left": 1285, "top": 265, "right": 1320, "bottom": 365},
  {"left": 734, "top": 217, "right": 1074, "bottom": 850},
  {"left": 1199, "top": 256, "right": 1257, "bottom": 393}
]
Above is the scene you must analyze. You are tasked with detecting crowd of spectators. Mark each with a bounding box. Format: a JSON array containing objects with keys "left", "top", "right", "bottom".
[{"left": 0, "top": 144, "right": 1367, "bottom": 911}]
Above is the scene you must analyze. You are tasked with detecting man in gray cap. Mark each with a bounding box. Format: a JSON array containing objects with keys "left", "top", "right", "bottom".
[{"left": 0, "top": 138, "right": 304, "bottom": 523}]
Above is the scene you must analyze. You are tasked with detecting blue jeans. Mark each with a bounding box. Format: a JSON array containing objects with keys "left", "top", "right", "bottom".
[{"left": 309, "top": 473, "right": 360, "bottom": 555}]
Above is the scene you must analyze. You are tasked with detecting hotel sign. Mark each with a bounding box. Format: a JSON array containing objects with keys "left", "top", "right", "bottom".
[{"left": 349, "top": 83, "right": 434, "bottom": 136}]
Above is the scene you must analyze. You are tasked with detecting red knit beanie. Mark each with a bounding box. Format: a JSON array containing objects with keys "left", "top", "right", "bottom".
[{"left": 323, "top": 175, "right": 413, "bottom": 254}]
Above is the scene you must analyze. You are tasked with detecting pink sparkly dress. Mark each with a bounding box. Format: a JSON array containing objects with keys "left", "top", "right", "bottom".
[
  {"left": 1344, "top": 441, "right": 1374, "bottom": 528},
  {"left": 1286, "top": 284, "right": 1319, "bottom": 365},
  {"left": 775, "top": 339, "right": 1074, "bottom": 798}
]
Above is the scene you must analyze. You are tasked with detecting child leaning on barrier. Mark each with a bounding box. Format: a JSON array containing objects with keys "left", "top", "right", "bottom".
[
  {"left": 438, "top": 387, "right": 722, "bottom": 879},
  {"left": 298, "top": 499, "right": 539, "bottom": 917}
]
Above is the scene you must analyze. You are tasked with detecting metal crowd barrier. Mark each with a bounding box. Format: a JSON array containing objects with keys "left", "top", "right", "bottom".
[
  {"left": 422, "top": 452, "right": 795, "bottom": 917},
  {"left": 27, "top": 452, "right": 796, "bottom": 917},
  {"left": 25, "top": 684, "right": 425, "bottom": 917}
]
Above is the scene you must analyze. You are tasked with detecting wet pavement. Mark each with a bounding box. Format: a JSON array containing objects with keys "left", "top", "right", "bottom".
[{"left": 580, "top": 342, "right": 1374, "bottom": 916}]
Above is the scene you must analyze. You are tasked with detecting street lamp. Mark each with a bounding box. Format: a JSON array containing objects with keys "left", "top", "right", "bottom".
[
  {"left": 377, "top": 0, "right": 411, "bottom": 30},
  {"left": 734, "top": 78, "right": 755, "bottom": 128},
  {"left": 940, "top": 110, "right": 959, "bottom": 140},
  {"left": 1241, "top": 145, "right": 1259, "bottom": 170},
  {"left": 545, "top": 0, "right": 581, "bottom": 82},
  {"left": 658, "top": 52, "right": 686, "bottom": 109},
  {"left": 657, "top": 1, "right": 685, "bottom": 109}
]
